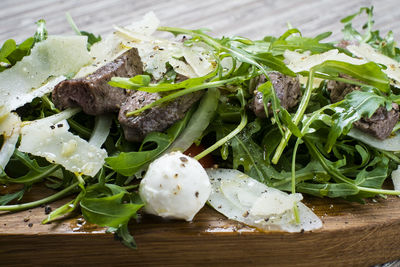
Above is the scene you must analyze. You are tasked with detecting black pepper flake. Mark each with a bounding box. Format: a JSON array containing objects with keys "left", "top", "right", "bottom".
[
  {"left": 300, "top": 229, "right": 305, "bottom": 234},
  {"left": 264, "top": 218, "right": 269, "bottom": 222},
  {"left": 195, "top": 191, "right": 199, "bottom": 198},
  {"left": 217, "top": 205, "right": 222, "bottom": 209},
  {"left": 50, "top": 125, "right": 55, "bottom": 130},
  {"left": 180, "top": 163, "right": 186, "bottom": 167},
  {"left": 28, "top": 223, "right": 33, "bottom": 228},
  {"left": 57, "top": 124, "right": 63, "bottom": 128},
  {"left": 174, "top": 173, "right": 179, "bottom": 178},
  {"left": 44, "top": 206, "right": 52, "bottom": 215},
  {"left": 180, "top": 157, "right": 188, "bottom": 162},
  {"left": 23, "top": 218, "right": 30, "bottom": 222}
]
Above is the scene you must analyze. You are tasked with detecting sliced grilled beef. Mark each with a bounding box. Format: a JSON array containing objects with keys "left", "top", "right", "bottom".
[
  {"left": 52, "top": 48, "right": 143, "bottom": 115},
  {"left": 326, "top": 79, "right": 361, "bottom": 103},
  {"left": 251, "top": 72, "right": 301, "bottom": 117},
  {"left": 353, "top": 104, "right": 399, "bottom": 139},
  {"left": 327, "top": 78, "right": 399, "bottom": 139},
  {"left": 118, "top": 91, "right": 203, "bottom": 142}
]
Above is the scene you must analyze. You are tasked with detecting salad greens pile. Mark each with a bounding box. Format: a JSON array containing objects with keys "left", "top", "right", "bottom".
[{"left": 1, "top": 6, "right": 400, "bottom": 248}]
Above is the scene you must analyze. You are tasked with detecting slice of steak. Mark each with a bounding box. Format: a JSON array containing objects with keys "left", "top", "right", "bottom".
[
  {"left": 251, "top": 72, "right": 301, "bottom": 118},
  {"left": 52, "top": 48, "right": 143, "bottom": 115},
  {"left": 327, "top": 77, "right": 399, "bottom": 139},
  {"left": 353, "top": 104, "right": 399, "bottom": 139},
  {"left": 326, "top": 74, "right": 361, "bottom": 103},
  {"left": 118, "top": 90, "right": 203, "bottom": 142}
]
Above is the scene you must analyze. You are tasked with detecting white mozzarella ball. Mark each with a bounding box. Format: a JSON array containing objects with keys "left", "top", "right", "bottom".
[{"left": 139, "top": 151, "right": 211, "bottom": 221}]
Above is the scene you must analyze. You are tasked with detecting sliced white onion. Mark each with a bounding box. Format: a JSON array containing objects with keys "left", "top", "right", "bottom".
[
  {"left": 168, "top": 88, "right": 219, "bottom": 153},
  {"left": 207, "top": 168, "right": 322, "bottom": 232},
  {"left": 89, "top": 114, "right": 113, "bottom": 148},
  {"left": 391, "top": 166, "right": 400, "bottom": 192},
  {"left": 348, "top": 128, "right": 400, "bottom": 152}
]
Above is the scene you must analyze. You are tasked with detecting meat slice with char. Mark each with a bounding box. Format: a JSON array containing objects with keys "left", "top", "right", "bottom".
[
  {"left": 52, "top": 48, "right": 204, "bottom": 142},
  {"left": 118, "top": 90, "right": 204, "bottom": 142},
  {"left": 52, "top": 48, "right": 143, "bottom": 115},
  {"left": 251, "top": 72, "right": 301, "bottom": 117},
  {"left": 327, "top": 77, "right": 399, "bottom": 139}
]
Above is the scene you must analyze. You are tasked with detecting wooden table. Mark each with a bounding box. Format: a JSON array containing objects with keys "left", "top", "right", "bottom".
[{"left": 1, "top": 0, "right": 400, "bottom": 266}]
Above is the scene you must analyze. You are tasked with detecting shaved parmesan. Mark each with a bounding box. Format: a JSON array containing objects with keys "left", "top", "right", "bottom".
[
  {"left": 19, "top": 118, "right": 107, "bottom": 177},
  {"left": 347, "top": 43, "right": 400, "bottom": 86},
  {"left": 125, "top": 11, "right": 160, "bottom": 36},
  {"left": 207, "top": 168, "right": 322, "bottom": 232},
  {"left": 284, "top": 49, "right": 365, "bottom": 73},
  {"left": 182, "top": 46, "right": 214, "bottom": 77},
  {"left": 0, "top": 36, "right": 90, "bottom": 117},
  {"left": 76, "top": 12, "right": 160, "bottom": 78},
  {"left": 112, "top": 12, "right": 215, "bottom": 79}
]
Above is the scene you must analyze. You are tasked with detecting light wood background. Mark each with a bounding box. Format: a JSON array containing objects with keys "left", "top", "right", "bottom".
[
  {"left": 1, "top": 0, "right": 399, "bottom": 43},
  {"left": 1, "top": 0, "right": 400, "bottom": 266}
]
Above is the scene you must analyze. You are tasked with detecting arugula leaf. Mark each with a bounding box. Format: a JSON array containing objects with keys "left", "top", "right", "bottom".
[
  {"left": 0, "top": 151, "right": 60, "bottom": 184},
  {"left": 0, "top": 19, "right": 47, "bottom": 72},
  {"left": 355, "top": 155, "right": 388, "bottom": 189},
  {"left": 340, "top": 6, "right": 400, "bottom": 61},
  {"left": 0, "top": 187, "right": 25, "bottom": 205},
  {"left": 326, "top": 90, "right": 392, "bottom": 152},
  {"left": 313, "top": 60, "right": 390, "bottom": 93},
  {"left": 270, "top": 33, "right": 337, "bottom": 55},
  {"left": 65, "top": 12, "right": 101, "bottom": 50},
  {"left": 33, "top": 19, "right": 48, "bottom": 43},
  {"left": 297, "top": 182, "right": 359, "bottom": 198},
  {"left": 109, "top": 69, "right": 217, "bottom": 92},
  {"left": 106, "top": 108, "right": 193, "bottom": 176},
  {"left": 42, "top": 189, "right": 85, "bottom": 223},
  {"left": 81, "top": 191, "right": 143, "bottom": 228},
  {"left": 114, "top": 224, "right": 138, "bottom": 249},
  {"left": 80, "top": 31, "right": 102, "bottom": 49}
]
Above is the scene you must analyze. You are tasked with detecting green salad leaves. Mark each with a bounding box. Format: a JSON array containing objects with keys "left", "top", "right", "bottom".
[{"left": 1, "top": 6, "right": 400, "bottom": 249}]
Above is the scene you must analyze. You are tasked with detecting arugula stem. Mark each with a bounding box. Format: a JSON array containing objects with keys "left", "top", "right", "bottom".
[
  {"left": 122, "top": 184, "right": 139, "bottom": 190},
  {"left": 65, "top": 12, "right": 81, "bottom": 36},
  {"left": 0, "top": 181, "right": 79, "bottom": 212},
  {"left": 381, "top": 151, "right": 400, "bottom": 164},
  {"left": 304, "top": 137, "right": 354, "bottom": 184},
  {"left": 126, "top": 77, "right": 243, "bottom": 117},
  {"left": 272, "top": 70, "right": 315, "bottom": 164},
  {"left": 158, "top": 26, "right": 285, "bottom": 135},
  {"left": 291, "top": 139, "right": 301, "bottom": 194},
  {"left": 0, "top": 164, "right": 60, "bottom": 184},
  {"left": 195, "top": 89, "right": 247, "bottom": 160},
  {"left": 356, "top": 186, "right": 400, "bottom": 195}
]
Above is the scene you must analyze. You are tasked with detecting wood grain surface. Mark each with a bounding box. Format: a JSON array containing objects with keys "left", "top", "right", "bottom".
[{"left": 1, "top": 0, "right": 400, "bottom": 266}]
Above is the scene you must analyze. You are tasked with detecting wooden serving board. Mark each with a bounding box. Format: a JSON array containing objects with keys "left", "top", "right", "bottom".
[
  {"left": 2, "top": 0, "right": 400, "bottom": 266},
  {"left": 1, "top": 184, "right": 400, "bottom": 266}
]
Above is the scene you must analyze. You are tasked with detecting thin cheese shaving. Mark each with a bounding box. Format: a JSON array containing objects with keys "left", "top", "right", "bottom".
[
  {"left": 19, "top": 118, "right": 107, "bottom": 177},
  {"left": 0, "top": 36, "right": 91, "bottom": 117}
]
